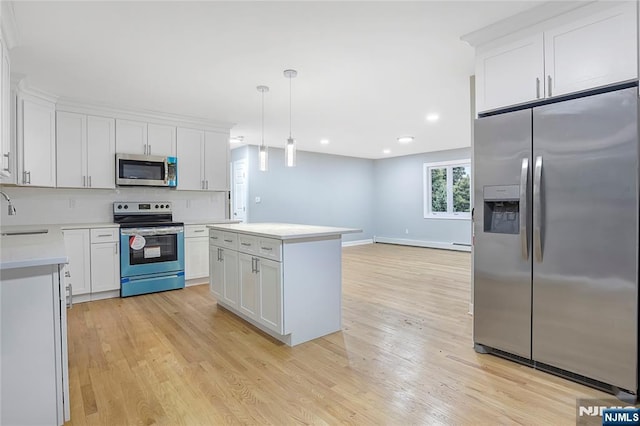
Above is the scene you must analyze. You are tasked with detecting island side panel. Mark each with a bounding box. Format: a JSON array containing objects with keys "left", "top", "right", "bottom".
[{"left": 282, "top": 235, "right": 342, "bottom": 346}]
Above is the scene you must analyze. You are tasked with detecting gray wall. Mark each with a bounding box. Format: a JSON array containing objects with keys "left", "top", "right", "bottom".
[
  {"left": 235, "top": 145, "right": 375, "bottom": 243},
  {"left": 373, "top": 147, "right": 472, "bottom": 246}
]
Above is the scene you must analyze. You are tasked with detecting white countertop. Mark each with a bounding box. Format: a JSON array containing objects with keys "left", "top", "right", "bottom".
[
  {"left": 0, "top": 225, "right": 68, "bottom": 270},
  {"left": 207, "top": 223, "right": 361, "bottom": 240},
  {"left": 183, "top": 219, "right": 241, "bottom": 226},
  {"left": 60, "top": 223, "right": 119, "bottom": 230}
]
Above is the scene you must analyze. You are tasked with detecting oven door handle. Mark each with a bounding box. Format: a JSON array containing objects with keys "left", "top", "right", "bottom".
[{"left": 120, "top": 226, "right": 184, "bottom": 236}]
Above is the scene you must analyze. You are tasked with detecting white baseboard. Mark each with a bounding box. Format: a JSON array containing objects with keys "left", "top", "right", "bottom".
[
  {"left": 373, "top": 236, "right": 471, "bottom": 252},
  {"left": 342, "top": 238, "right": 374, "bottom": 247},
  {"left": 186, "top": 278, "right": 209, "bottom": 287}
]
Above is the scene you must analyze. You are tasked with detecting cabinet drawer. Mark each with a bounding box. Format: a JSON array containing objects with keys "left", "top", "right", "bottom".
[
  {"left": 238, "top": 234, "right": 258, "bottom": 255},
  {"left": 209, "top": 230, "right": 237, "bottom": 250},
  {"left": 90, "top": 227, "right": 119, "bottom": 243},
  {"left": 258, "top": 237, "right": 282, "bottom": 261},
  {"left": 185, "top": 225, "right": 208, "bottom": 238}
]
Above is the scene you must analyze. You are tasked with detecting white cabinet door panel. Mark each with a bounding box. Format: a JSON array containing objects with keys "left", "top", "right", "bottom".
[
  {"left": 21, "top": 97, "right": 56, "bottom": 187},
  {"left": 115, "top": 119, "right": 147, "bottom": 155},
  {"left": 177, "top": 127, "right": 204, "bottom": 190},
  {"left": 204, "top": 131, "right": 229, "bottom": 191},
  {"left": 545, "top": 3, "right": 637, "bottom": 97},
  {"left": 476, "top": 34, "right": 544, "bottom": 112},
  {"left": 87, "top": 116, "right": 115, "bottom": 189},
  {"left": 90, "top": 242, "right": 120, "bottom": 292},
  {"left": 222, "top": 248, "right": 239, "bottom": 308},
  {"left": 56, "top": 112, "right": 86, "bottom": 188},
  {"left": 209, "top": 245, "right": 223, "bottom": 298},
  {"left": 0, "top": 39, "right": 12, "bottom": 182},
  {"left": 185, "top": 237, "right": 209, "bottom": 280},
  {"left": 238, "top": 253, "right": 258, "bottom": 318},
  {"left": 62, "top": 229, "right": 92, "bottom": 296},
  {"left": 258, "top": 258, "right": 283, "bottom": 334},
  {"left": 147, "top": 123, "right": 176, "bottom": 157}
]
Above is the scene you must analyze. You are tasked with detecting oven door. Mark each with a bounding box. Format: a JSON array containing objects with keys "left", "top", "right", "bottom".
[
  {"left": 120, "top": 226, "right": 184, "bottom": 277},
  {"left": 116, "top": 153, "right": 169, "bottom": 187}
]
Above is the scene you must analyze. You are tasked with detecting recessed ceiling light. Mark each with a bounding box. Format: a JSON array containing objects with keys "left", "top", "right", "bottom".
[
  {"left": 426, "top": 113, "right": 440, "bottom": 122},
  {"left": 397, "top": 136, "right": 414, "bottom": 144},
  {"left": 320, "top": 139, "right": 330, "bottom": 145},
  {"left": 383, "top": 149, "right": 391, "bottom": 154},
  {"left": 229, "top": 136, "right": 244, "bottom": 144}
]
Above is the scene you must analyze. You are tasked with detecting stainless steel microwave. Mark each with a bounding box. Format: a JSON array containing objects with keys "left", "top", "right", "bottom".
[{"left": 115, "top": 154, "right": 177, "bottom": 187}]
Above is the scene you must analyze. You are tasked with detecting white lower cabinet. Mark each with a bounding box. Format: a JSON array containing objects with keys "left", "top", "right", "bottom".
[
  {"left": 238, "top": 253, "right": 259, "bottom": 319},
  {"left": 209, "top": 243, "right": 239, "bottom": 308},
  {"left": 185, "top": 225, "right": 210, "bottom": 281},
  {"left": 62, "top": 226, "right": 120, "bottom": 301},
  {"left": 257, "top": 257, "right": 282, "bottom": 334}
]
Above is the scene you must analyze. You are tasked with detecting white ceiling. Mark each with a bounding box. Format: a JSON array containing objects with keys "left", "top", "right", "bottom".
[{"left": 9, "top": 1, "right": 541, "bottom": 159}]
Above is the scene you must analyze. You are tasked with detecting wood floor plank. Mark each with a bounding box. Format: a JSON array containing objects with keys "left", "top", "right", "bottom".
[{"left": 65, "top": 243, "right": 609, "bottom": 425}]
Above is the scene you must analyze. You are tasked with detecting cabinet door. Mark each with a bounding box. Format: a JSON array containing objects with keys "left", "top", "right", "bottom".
[
  {"left": 203, "top": 131, "right": 229, "bottom": 191},
  {"left": 475, "top": 34, "right": 544, "bottom": 112},
  {"left": 209, "top": 245, "right": 223, "bottom": 298},
  {"left": 87, "top": 116, "right": 115, "bottom": 189},
  {"left": 185, "top": 237, "right": 209, "bottom": 280},
  {"left": 20, "top": 97, "right": 56, "bottom": 187},
  {"left": 62, "top": 229, "right": 91, "bottom": 296},
  {"left": 238, "top": 253, "right": 258, "bottom": 319},
  {"left": 56, "top": 112, "right": 87, "bottom": 188},
  {"left": 176, "top": 127, "right": 204, "bottom": 190},
  {"left": 258, "top": 258, "right": 283, "bottom": 334},
  {"left": 544, "top": 3, "right": 637, "bottom": 97},
  {"left": 0, "top": 38, "right": 12, "bottom": 182},
  {"left": 147, "top": 123, "right": 176, "bottom": 157},
  {"left": 90, "top": 242, "right": 121, "bottom": 292},
  {"left": 222, "top": 248, "right": 239, "bottom": 308},
  {"left": 115, "top": 119, "right": 147, "bottom": 155}
]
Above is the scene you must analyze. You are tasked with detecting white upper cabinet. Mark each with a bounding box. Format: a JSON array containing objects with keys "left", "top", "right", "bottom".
[
  {"left": 147, "top": 123, "right": 176, "bottom": 157},
  {"left": 544, "top": 3, "right": 637, "bottom": 97},
  {"left": 176, "top": 127, "right": 228, "bottom": 191},
  {"left": 86, "top": 116, "right": 115, "bottom": 189},
  {"left": 18, "top": 94, "right": 56, "bottom": 187},
  {"left": 115, "top": 119, "right": 147, "bottom": 155},
  {"left": 116, "top": 120, "right": 176, "bottom": 157},
  {"left": 177, "top": 127, "right": 205, "bottom": 190},
  {"left": 474, "top": 2, "right": 638, "bottom": 113},
  {"left": 57, "top": 112, "right": 115, "bottom": 189},
  {"left": 0, "top": 37, "right": 13, "bottom": 183},
  {"left": 204, "top": 131, "right": 230, "bottom": 191},
  {"left": 476, "top": 35, "right": 544, "bottom": 112}
]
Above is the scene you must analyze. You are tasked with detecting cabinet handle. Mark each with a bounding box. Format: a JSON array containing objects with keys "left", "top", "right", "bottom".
[
  {"left": 194, "top": 229, "right": 205, "bottom": 233},
  {"left": 89, "top": 176, "right": 92, "bottom": 187},
  {"left": 241, "top": 242, "right": 251, "bottom": 247},
  {"left": 144, "top": 144, "right": 148, "bottom": 155},
  {"left": 210, "top": 236, "right": 219, "bottom": 240},
  {"left": 83, "top": 176, "right": 86, "bottom": 187},
  {"left": 3, "top": 152, "right": 10, "bottom": 172},
  {"left": 535, "top": 78, "right": 541, "bottom": 99},
  {"left": 547, "top": 75, "right": 552, "bottom": 97},
  {"left": 206, "top": 180, "right": 209, "bottom": 190},
  {"left": 261, "top": 247, "right": 273, "bottom": 251},
  {"left": 67, "top": 283, "right": 73, "bottom": 309},
  {"left": 65, "top": 270, "right": 71, "bottom": 277},
  {"left": 148, "top": 144, "right": 151, "bottom": 155},
  {"left": 219, "top": 248, "right": 224, "bottom": 261},
  {"left": 27, "top": 171, "right": 31, "bottom": 184},
  {"left": 251, "top": 257, "right": 256, "bottom": 273},
  {"left": 115, "top": 243, "right": 118, "bottom": 255},
  {"left": 254, "top": 257, "right": 260, "bottom": 273},
  {"left": 224, "top": 239, "right": 233, "bottom": 243},
  {"left": 98, "top": 233, "right": 111, "bottom": 237}
]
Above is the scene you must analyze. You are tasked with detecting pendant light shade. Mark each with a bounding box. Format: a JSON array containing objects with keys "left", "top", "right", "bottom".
[
  {"left": 284, "top": 69, "right": 297, "bottom": 167},
  {"left": 257, "top": 85, "right": 269, "bottom": 172}
]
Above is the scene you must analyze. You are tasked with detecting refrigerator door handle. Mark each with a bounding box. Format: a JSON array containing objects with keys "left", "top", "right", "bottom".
[
  {"left": 534, "top": 156, "right": 543, "bottom": 262},
  {"left": 520, "top": 158, "right": 529, "bottom": 260}
]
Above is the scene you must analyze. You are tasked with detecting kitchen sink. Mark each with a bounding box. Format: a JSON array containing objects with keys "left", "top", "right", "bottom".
[{"left": 1, "top": 229, "right": 49, "bottom": 236}]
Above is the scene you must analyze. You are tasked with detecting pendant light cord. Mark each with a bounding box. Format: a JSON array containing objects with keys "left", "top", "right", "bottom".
[
  {"left": 289, "top": 76, "right": 292, "bottom": 139},
  {"left": 261, "top": 90, "right": 265, "bottom": 146}
]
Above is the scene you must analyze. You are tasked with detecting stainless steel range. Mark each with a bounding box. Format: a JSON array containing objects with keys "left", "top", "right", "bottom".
[{"left": 114, "top": 202, "right": 185, "bottom": 297}]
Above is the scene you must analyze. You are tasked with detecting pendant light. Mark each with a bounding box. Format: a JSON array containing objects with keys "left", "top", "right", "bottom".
[
  {"left": 284, "top": 69, "right": 298, "bottom": 167},
  {"left": 257, "top": 85, "right": 269, "bottom": 172}
]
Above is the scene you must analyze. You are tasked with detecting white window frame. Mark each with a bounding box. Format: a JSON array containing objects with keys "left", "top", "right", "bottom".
[{"left": 423, "top": 159, "right": 471, "bottom": 220}]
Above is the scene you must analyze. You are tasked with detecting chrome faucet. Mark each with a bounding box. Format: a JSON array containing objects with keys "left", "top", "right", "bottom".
[{"left": 0, "top": 190, "right": 16, "bottom": 215}]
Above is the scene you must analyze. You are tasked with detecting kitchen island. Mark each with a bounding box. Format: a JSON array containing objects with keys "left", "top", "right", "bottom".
[
  {"left": 0, "top": 226, "right": 69, "bottom": 425},
  {"left": 207, "top": 223, "right": 360, "bottom": 346}
]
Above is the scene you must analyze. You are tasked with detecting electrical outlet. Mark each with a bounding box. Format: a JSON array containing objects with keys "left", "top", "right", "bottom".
[
  {"left": 255, "top": 196, "right": 261, "bottom": 204},
  {"left": 69, "top": 198, "right": 76, "bottom": 209}
]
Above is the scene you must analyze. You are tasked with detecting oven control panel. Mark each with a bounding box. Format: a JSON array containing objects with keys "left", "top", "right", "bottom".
[{"left": 113, "top": 202, "right": 173, "bottom": 214}]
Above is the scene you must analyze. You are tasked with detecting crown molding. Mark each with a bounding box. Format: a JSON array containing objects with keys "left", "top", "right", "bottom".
[
  {"left": 460, "top": 1, "right": 596, "bottom": 47},
  {"left": 55, "top": 96, "right": 235, "bottom": 133},
  {"left": 1, "top": 1, "right": 20, "bottom": 49}
]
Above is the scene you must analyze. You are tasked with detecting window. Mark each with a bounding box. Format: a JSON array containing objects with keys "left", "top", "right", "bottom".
[{"left": 424, "top": 159, "right": 471, "bottom": 219}]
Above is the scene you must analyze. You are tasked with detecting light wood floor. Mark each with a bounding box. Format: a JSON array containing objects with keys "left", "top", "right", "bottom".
[{"left": 66, "top": 243, "right": 608, "bottom": 425}]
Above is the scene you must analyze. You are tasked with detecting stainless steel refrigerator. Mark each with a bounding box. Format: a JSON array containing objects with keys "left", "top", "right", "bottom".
[{"left": 473, "top": 84, "right": 639, "bottom": 402}]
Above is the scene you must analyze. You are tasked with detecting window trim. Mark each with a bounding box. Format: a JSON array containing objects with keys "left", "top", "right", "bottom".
[{"left": 423, "top": 159, "right": 471, "bottom": 220}]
